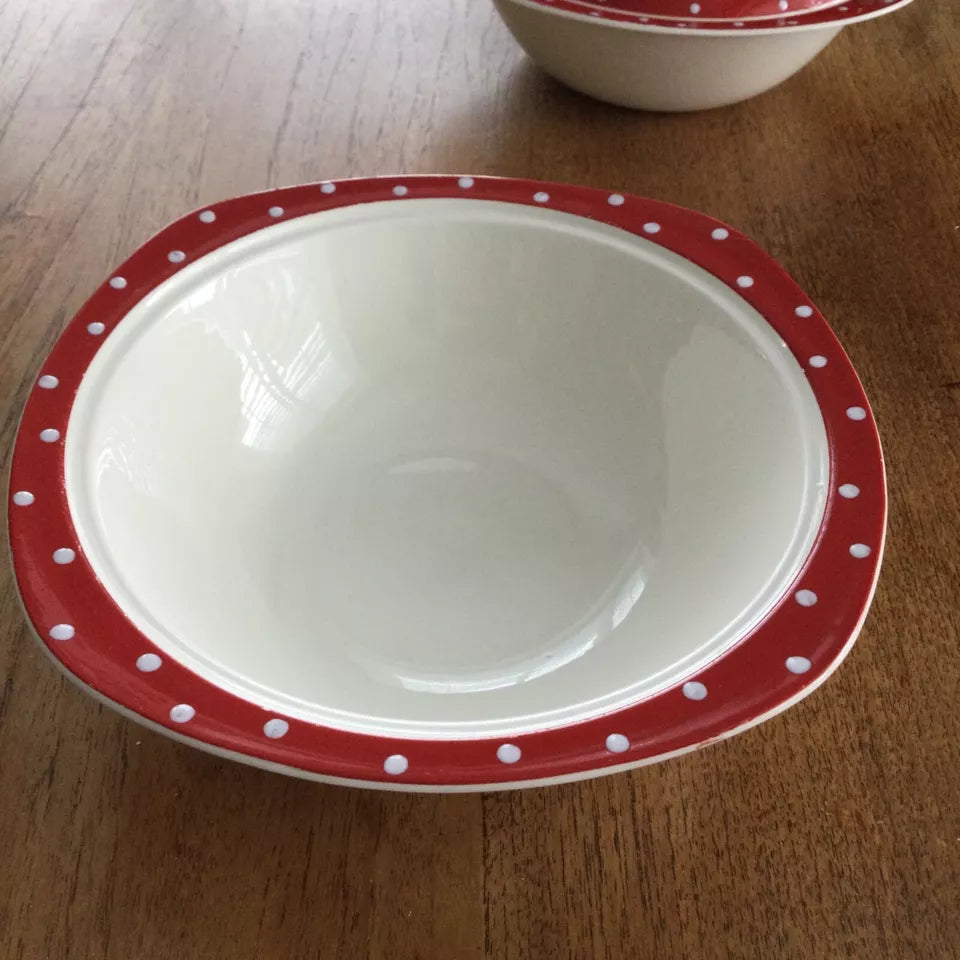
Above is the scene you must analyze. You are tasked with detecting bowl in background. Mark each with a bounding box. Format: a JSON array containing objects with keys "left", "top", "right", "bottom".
[{"left": 492, "top": 0, "right": 916, "bottom": 111}]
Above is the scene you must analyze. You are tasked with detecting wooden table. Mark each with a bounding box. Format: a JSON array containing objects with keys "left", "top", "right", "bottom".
[{"left": 1, "top": 1, "right": 957, "bottom": 957}]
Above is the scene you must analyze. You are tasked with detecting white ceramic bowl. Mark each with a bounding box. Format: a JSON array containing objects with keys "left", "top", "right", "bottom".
[
  {"left": 492, "top": 0, "right": 916, "bottom": 111},
  {"left": 9, "top": 177, "right": 886, "bottom": 790}
]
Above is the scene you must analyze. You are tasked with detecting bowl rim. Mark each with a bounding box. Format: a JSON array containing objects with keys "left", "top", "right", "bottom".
[
  {"left": 536, "top": 0, "right": 849, "bottom": 26},
  {"left": 496, "top": 0, "right": 915, "bottom": 35},
  {"left": 8, "top": 175, "right": 887, "bottom": 791}
]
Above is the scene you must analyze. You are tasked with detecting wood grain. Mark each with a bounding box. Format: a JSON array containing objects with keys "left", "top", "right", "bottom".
[{"left": 1, "top": 1, "right": 957, "bottom": 957}]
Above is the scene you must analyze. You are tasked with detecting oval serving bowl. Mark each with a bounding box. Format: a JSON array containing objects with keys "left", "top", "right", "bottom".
[
  {"left": 8, "top": 177, "right": 886, "bottom": 792},
  {"left": 492, "top": 0, "right": 916, "bottom": 111}
]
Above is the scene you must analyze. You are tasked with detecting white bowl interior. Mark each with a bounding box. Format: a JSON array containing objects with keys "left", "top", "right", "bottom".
[{"left": 67, "top": 198, "right": 828, "bottom": 738}]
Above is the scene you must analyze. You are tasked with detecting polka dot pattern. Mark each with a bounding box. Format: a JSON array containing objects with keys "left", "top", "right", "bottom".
[
  {"left": 510, "top": 0, "right": 909, "bottom": 30},
  {"left": 169, "top": 703, "right": 196, "bottom": 723},
  {"left": 682, "top": 681, "right": 708, "bottom": 701},
  {"left": 263, "top": 718, "right": 290, "bottom": 739},
  {"left": 384, "top": 754, "right": 409, "bottom": 775},
  {"left": 136, "top": 653, "right": 162, "bottom": 672},
  {"left": 7, "top": 176, "right": 885, "bottom": 788},
  {"left": 606, "top": 733, "right": 630, "bottom": 753},
  {"left": 795, "top": 589, "right": 818, "bottom": 607}
]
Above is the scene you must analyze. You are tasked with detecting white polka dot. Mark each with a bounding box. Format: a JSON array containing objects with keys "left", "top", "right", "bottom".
[
  {"left": 849, "top": 543, "right": 872, "bottom": 559},
  {"left": 87, "top": 322, "right": 105, "bottom": 335},
  {"left": 52, "top": 548, "right": 75, "bottom": 564},
  {"left": 736, "top": 275, "right": 754, "bottom": 288},
  {"left": 606, "top": 733, "right": 630, "bottom": 753},
  {"left": 711, "top": 227, "right": 729, "bottom": 240},
  {"left": 136, "top": 653, "right": 162, "bottom": 672},
  {"left": 169, "top": 704, "right": 195, "bottom": 723},
  {"left": 109, "top": 276, "right": 127, "bottom": 290},
  {"left": 392, "top": 185, "right": 408, "bottom": 197},
  {"left": 795, "top": 305, "right": 813, "bottom": 318},
  {"left": 198, "top": 210, "right": 216, "bottom": 223},
  {"left": 643, "top": 222, "right": 661, "bottom": 234},
  {"left": 779, "top": 0, "right": 789, "bottom": 9},
  {"left": 795, "top": 589, "right": 818, "bottom": 607},
  {"left": 12, "top": 491, "right": 34, "bottom": 506},
  {"left": 268, "top": 206, "right": 284, "bottom": 218},
  {"left": 384, "top": 754, "right": 408, "bottom": 775},
  {"left": 533, "top": 192, "right": 549, "bottom": 203},
  {"left": 49, "top": 624, "right": 74, "bottom": 641},
  {"left": 458, "top": 176, "right": 475, "bottom": 189},
  {"left": 167, "top": 250, "right": 186, "bottom": 263},
  {"left": 809, "top": 355, "right": 828, "bottom": 368},
  {"left": 682, "top": 681, "right": 708, "bottom": 701},
  {"left": 497, "top": 743, "right": 521, "bottom": 764},
  {"left": 37, "top": 375, "right": 59, "bottom": 389},
  {"left": 786, "top": 656, "right": 811, "bottom": 674},
  {"left": 607, "top": 193, "right": 625, "bottom": 206},
  {"left": 39, "top": 428, "right": 60, "bottom": 443},
  {"left": 320, "top": 182, "right": 337, "bottom": 194},
  {"left": 846, "top": 406, "right": 867, "bottom": 421},
  {"left": 263, "top": 718, "right": 289, "bottom": 739},
  {"left": 839, "top": 483, "right": 860, "bottom": 499},
  {"left": 689, "top": 2, "right": 701, "bottom": 11}
]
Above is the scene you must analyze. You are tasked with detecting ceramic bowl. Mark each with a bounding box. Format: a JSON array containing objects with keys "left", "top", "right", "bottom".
[
  {"left": 492, "top": 0, "right": 916, "bottom": 111},
  {"left": 9, "top": 177, "right": 886, "bottom": 791}
]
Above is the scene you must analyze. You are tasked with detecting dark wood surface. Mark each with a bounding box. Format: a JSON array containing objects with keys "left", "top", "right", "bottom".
[{"left": 1, "top": 1, "right": 957, "bottom": 957}]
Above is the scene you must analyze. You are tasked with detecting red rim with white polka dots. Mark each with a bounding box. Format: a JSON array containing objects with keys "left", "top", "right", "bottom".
[
  {"left": 548, "top": 0, "right": 845, "bottom": 23},
  {"left": 514, "top": 0, "right": 911, "bottom": 32},
  {"left": 8, "top": 176, "right": 886, "bottom": 790}
]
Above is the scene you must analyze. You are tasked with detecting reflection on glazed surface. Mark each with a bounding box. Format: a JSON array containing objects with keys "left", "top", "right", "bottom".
[{"left": 68, "top": 200, "right": 828, "bottom": 737}]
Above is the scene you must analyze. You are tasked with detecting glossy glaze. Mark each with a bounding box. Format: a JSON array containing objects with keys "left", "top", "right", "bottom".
[{"left": 66, "top": 199, "right": 828, "bottom": 737}]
